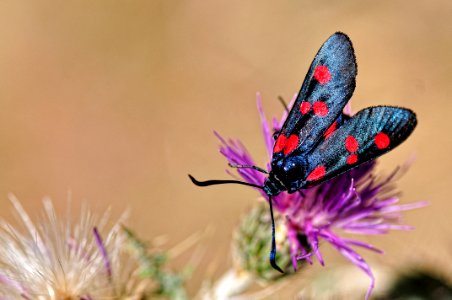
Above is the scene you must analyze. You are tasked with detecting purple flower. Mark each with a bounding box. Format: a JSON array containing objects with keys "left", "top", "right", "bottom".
[{"left": 215, "top": 93, "right": 427, "bottom": 299}]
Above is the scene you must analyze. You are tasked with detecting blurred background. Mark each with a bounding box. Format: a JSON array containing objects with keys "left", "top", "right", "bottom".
[{"left": 0, "top": 0, "right": 450, "bottom": 297}]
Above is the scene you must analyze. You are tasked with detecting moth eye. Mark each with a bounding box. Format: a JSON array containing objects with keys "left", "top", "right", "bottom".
[{"left": 273, "top": 131, "right": 280, "bottom": 140}]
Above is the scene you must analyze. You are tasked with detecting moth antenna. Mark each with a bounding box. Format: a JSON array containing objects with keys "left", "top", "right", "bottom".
[
  {"left": 189, "top": 174, "right": 283, "bottom": 272},
  {"left": 228, "top": 163, "right": 269, "bottom": 174},
  {"left": 188, "top": 174, "right": 264, "bottom": 190},
  {"left": 268, "top": 195, "right": 284, "bottom": 273},
  {"left": 277, "top": 96, "right": 290, "bottom": 113}
]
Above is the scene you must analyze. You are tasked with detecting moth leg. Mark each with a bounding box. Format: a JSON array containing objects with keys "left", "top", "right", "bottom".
[
  {"left": 273, "top": 96, "right": 289, "bottom": 140},
  {"left": 277, "top": 96, "right": 290, "bottom": 113},
  {"left": 228, "top": 163, "right": 269, "bottom": 174},
  {"left": 298, "top": 190, "right": 306, "bottom": 198}
]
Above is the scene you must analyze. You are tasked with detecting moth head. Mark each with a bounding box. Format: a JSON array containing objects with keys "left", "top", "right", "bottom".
[{"left": 271, "top": 156, "right": 308, "bottom": 193}]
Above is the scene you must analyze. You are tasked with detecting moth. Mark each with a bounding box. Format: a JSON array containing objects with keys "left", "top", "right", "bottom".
[{"left": 189, "top": 32, "right": 417, "bottom": 272}]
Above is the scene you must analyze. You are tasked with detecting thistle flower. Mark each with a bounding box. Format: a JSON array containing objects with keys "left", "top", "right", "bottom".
[
  {"left": 215, "top": 93, "right": 426, "bottom": 299},
  {"left": 0, "top": 195, "right": 153, "bottom": 299}
]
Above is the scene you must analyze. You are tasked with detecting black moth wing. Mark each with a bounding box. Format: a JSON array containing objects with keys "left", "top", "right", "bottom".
[
  {"left": 302, "top": 106, "right": 417, "bottom": 187},
  {"left": 273, "top": 32, "right": 357, "bottom": 157}
]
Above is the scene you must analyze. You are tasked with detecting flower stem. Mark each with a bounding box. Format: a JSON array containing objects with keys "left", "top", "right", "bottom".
[{"left": 202, "top": 269, "right": 254, "bottom": 300}]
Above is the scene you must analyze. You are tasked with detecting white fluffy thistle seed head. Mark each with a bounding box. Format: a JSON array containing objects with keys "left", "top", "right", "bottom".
[{"left": 0, "top": 194, "right": 151, "bottom": 300}]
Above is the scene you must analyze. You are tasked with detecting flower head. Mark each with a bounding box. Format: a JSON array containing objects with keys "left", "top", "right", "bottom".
[
  {"left": 0, "top": 195, "right": 152, "bottom": 299},
  {"left": 215, "top": 93, "right": 426, "bottom": 299}
]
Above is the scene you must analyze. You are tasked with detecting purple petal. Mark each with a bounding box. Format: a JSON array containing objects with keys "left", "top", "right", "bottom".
[
  {"left": 342, "top": 238, "right": 384, "bottom": 254},
  {"left": 379, "top": 201, "right": 429, "bottom": 213},
  {"left": 342, "top": 223, "right": 414, "bottom": 235},
  {"left": 93, "top": 227, "right": 112, "bottom": 280},
  {"left": 343, "top": 228, "right": 391, "bottom": 235},
  {"left": 335, "top": 210, "right": 380, "bottom": 228},
  {"left": 256, "top": 93, "right": 274, "bottom": 159},
  {"left": 296, "top": 252, "right": 314, "bottom": 260},
  {"left": 287, "top": 227, "right": 299, "bottom": 270},
  {"left": 372, "top": 197, "right": 400, "bottom": 209},
  {"left": 320, "top": 231, "right": 375, "bottom": 300},
  {"left": 214, "top": 131, "right": 267, "bottom": 191},
  {"left": 310, "top": 235, "right": 324, "bottom": 266}
]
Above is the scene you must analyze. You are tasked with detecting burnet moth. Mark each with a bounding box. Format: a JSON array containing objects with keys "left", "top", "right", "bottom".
[{"left": 189, "top": 32, "right": 417, "bottom": 272}]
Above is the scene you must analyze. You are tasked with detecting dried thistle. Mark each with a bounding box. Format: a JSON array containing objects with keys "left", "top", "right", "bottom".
[{"left": 0, "top": 195, "right": 186, "bottom": 300}]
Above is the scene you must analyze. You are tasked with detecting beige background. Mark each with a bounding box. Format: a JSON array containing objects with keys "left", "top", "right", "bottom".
[{"left": 0, "top": 0, "right": 450, "bottom": 296}]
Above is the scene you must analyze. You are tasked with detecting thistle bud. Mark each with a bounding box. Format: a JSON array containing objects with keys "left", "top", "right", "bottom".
[{"left": 232, "top": 200, "right": 295, "bottom": 281}]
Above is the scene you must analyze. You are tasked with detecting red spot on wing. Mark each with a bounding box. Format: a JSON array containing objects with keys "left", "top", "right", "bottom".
[
  {"left": 314, "top": 65, "right": 331, "bottom": 84},
  {"left": 345, "top": 135, "right": 359, "bottom": 152},
  {"left": 284, "top": 134, "right": 299, "bottom": 155},
  {"left": 306, "top": 166, "right": 326, "bottom": 181},
  {"left": 346, "top": 154, "right": 358, "bottom": 165},
  {"left": 324, "top": 121, "right": 337, "bottom": 139},
  {"left": 313, "top": 101, "right": 329, "bottom": 116},
  {"left": 375, "top": 132, "right": 390, "bottom": 149},
  {"left": 274, "top": 134, "right": 287, "bottom": 153},
  {"left": 300, "top": 102, "right": 311, "bottom": 114}
]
